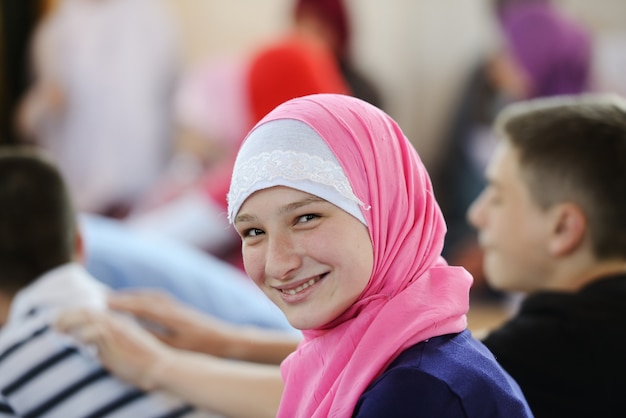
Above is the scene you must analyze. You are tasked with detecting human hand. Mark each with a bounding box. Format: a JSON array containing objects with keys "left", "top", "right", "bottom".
[
  {"left": 54, "top": 308, "right": 174, "bottom": 391},
  {"left": 107, "top": 290, "right": 236, "bottom": 357}
]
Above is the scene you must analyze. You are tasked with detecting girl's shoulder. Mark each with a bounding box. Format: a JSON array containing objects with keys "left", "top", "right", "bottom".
[{"left": 353, "top": 330, "right": 533, "bottom": 418}]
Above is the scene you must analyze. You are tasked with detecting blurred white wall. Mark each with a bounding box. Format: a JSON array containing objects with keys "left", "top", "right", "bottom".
[
  {"left": 169, "top": 0, "right": 626, "bottom": 171},
  {"left": 344, "top": 0, "right": 497, "bottom": 168}
]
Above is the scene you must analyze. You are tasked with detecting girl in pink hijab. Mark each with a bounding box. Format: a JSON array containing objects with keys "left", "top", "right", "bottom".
[
  {"left": 56, "top": 93, "right": 532, "bottom": 418},
  {"left": 227, "top": 93, "right": 532, "bottom": 417}
]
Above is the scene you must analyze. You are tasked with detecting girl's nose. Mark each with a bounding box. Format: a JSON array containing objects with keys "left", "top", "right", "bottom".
[{"left": 265, "top": 233, "right": 302, "bottom": 280}]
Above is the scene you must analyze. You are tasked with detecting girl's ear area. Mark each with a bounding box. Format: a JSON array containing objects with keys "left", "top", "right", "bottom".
[{"left": 547, "top": 202, "right": 587, "bottom": 257}]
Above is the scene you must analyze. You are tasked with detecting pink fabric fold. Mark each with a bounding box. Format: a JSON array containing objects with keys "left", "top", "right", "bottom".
[{"left": 250, "top": 94, "right": 473, "bottom": 417}]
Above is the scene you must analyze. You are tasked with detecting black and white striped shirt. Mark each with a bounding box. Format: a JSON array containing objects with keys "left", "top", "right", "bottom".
[{"left": 0, "top": 264, "right": 219, "bottom": 418}]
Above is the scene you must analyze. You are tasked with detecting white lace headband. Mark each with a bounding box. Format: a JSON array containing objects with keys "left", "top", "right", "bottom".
[{"left": 227, "top": 119, "right": 367, "bottom": 225}]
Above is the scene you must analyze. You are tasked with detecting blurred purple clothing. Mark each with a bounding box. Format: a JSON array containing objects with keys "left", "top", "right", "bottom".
[{"left": 500, "top": 2, "right": 591, "bottom": 97}]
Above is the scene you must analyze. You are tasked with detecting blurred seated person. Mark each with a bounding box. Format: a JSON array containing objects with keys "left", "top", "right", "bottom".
[
  {"left": 0, "top": 146, "right": 217, "bottom": 417},
  {"left": 468, "top": 93, "right": 626, "bottom": 417},
  {"left": 121, "top": 56, "right": 251, "bottom": 256},
  {"left": 16, "top": 0, "right": 182, "bottom": 218},
  {"left": 292, "top": 0, "right": 383, "bottom": 108},
  {"left": 432, "top": 0, "right": 592, "bottom": 294}
]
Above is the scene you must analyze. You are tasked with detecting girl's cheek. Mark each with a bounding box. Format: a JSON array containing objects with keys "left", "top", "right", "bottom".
[{"left": 243, "top": 249, "right": 265, "bottom": 285}]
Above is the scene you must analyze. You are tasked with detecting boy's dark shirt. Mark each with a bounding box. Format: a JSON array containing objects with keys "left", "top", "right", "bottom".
[{"left": 483, "top": 274, "right": 626, "bottom": 418}]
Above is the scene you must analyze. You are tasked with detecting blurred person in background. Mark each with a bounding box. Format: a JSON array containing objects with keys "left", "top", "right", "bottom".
[
  {"left": 16, "top": 0, "right": 182, "bottom": 218},
  {"left": 125, "top": 31, "right": 349, "bottom": 269},
  {"left": 292, "top": 0, "right": 383, "bottom": 109},
  {"left": 469, "top": 93, "right": 626, "bottom": 418},
  {"left": 432, "top": 0, "right": 592, "bottom": 295},
  {"left": 0, "top": 146, "right": 217, "bottom": 417},
  {"left": 122, "top": 55, "right": 251, "bottom": 258}
]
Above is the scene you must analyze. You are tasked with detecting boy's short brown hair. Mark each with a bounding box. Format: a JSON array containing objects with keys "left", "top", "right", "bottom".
[{"left": 495, "top": 94, "right": 626, "bottom": 259}]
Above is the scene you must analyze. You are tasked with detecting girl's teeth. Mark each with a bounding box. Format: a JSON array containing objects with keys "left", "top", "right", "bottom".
[{"left": 285, "top": 278, "right": 318, "bottom": 295}]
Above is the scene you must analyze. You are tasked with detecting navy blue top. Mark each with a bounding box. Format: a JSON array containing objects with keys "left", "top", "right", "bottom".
[{"left": 354, "top": 329, "right": 533, "bottom": 417}]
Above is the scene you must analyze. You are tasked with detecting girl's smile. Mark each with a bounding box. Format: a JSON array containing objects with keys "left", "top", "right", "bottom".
[{"left": 234, "top": 186, "right": 373, "bottom": 330}]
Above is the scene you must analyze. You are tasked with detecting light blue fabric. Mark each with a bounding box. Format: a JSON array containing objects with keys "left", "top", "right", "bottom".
[{"left": 80, "top": 214, "right": 297, "bottom": 333}]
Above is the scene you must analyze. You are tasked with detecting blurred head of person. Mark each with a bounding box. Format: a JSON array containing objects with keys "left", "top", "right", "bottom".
[
  {"left": 468, "top": 94, "right": 626, "bottom": 293},
  {"left": 246, "top": 35, "right": 350, "bottom": 126},
  {"left": 496, "top": 0, "right": 592, "bottom": 99},
  {"left": 292, "top": 0, "right": 350, "bottom": 57},
  {"left": 0, "top": 146, "right": 78, "bottom": 296}
]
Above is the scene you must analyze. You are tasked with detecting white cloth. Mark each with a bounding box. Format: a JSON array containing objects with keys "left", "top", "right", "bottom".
[
  {"left": 0, "top": 263, "right": 218, "bottom": 417},
  {"left": 227, "top": 119, "right": 366, "bottom": 224},
  {"left": 8, "top": 263, "right": 109, "bottom": 325}
]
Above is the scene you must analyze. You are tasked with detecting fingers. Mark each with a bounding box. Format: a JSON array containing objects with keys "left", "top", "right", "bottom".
[
  {"left": 108, "top": 291, "right": 184, "bottom": 340},
  {"left": 55, "top": 307, "right": 166, "bottom": 358},
  {"left": 55, "top": 308, "right": 119, "bottom": 347},
  {"left": 54, "top": 308, "right": 114, "bottom": 364},
  {"left": 54, "top": 307, "right": 168, "bottom": 391},
  {"left": 55, "top": 307, "right": 103, "bottom": 335},
  {"left": 108, "top": 290, "right": 180, "bottom": 323},
  {"left": 106, "top": 290, "right": 233, "bottom": 354}
]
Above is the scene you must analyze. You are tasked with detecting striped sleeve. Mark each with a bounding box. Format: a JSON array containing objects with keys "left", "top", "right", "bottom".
[
  {"left": 0, "top": 396, "right": 17, "bottom": 418},
  {"left": 0, "top": 322, "right": 216, "bottom": 417}
]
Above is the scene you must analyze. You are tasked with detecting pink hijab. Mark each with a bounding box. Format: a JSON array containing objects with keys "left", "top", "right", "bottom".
[{"left": 247, "top": 94, "right": 472, "bottom": 417}]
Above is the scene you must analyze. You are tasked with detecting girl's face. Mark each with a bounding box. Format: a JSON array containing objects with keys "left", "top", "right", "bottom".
[{"left": 234, "top": 186, "right": 374, "bottom": 330}]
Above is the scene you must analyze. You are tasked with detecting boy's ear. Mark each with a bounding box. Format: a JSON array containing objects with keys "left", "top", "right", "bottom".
[{"left": 548, "top": 203, "right": 587, "bottom": 256}]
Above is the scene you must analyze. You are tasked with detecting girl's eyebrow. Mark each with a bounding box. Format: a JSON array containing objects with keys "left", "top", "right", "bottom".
[
  {"left": 234, "top": 213, "right": 256, "bottom": 224},
  {"left": 279, "top": 196, "right": 325, "bottom": 215},
  {"left": 234, "top": 196, "right": 325, "bottom": 224}
]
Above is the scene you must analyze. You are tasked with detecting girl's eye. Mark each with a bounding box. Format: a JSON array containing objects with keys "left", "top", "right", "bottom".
[
  {"left": 244, "top": 228, "right": 264, "bottom": 237},
  {"left": 296, "top": 214, "right": 319, "bottom": 224}
]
